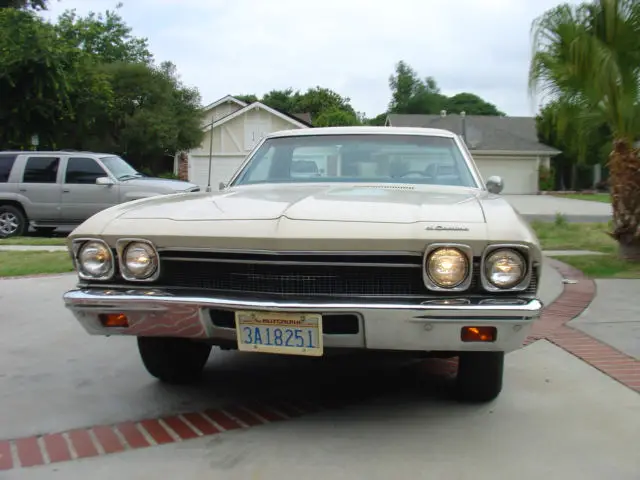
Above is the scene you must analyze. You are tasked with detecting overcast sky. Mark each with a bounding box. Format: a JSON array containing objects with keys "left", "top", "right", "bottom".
[{"left": 41, "top": 0, "right": 578, "bottom": 118}]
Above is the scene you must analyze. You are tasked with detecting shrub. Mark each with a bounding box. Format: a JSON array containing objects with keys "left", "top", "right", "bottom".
[{"left": 539, "top": 165, "right": 555, "bottom": 191}]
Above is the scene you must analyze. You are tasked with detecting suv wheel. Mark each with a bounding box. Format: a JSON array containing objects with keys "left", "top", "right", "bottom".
[
  {"left": 0, "top": 205, "right": 26, "bottom": 238},
  {"left": 137, "top": 337, "right": 212, "bottom": 384},
  {"left": 455, "top": 351, "right": 504, "bottom": 402}
]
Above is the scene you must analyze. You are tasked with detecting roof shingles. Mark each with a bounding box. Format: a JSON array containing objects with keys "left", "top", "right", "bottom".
[{"left": 387, "top": 114, "right": 560, "bottom": 154}]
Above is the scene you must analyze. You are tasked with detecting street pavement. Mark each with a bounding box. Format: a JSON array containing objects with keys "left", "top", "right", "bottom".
[
  {"left": 4, "top": 340, "right": 639, "bottom": 480},
  {"left": 1, "top": 257, "right": 639, "bottom": 478}
]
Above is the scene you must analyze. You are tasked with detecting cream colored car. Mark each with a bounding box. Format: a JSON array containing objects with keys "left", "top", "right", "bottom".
[{"left": 63, "top": 126, "right": 543, "bottom": 403}]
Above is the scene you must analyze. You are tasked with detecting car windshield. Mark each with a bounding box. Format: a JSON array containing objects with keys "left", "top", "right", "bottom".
[
  {"left": 230, "top": 134, "right": 479, "bottom": 188},
  {"left": 100, "top": 155, "right": 142, "bottom": 180}
]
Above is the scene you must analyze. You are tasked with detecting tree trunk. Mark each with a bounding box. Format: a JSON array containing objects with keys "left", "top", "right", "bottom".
[
  {"left": 177, "top": 151, "right": 189, "bottom": 181},
  {"left": 607, "top": 139, "right": 640, "bottom": 261}
]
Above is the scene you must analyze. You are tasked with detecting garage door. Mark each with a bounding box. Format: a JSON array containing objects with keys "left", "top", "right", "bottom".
[
  {"left": 189, "top": 155, "right": 246, "bottom": 190},
  {"left": 474, "top": 157, "right": 539, "bottom": 194}
]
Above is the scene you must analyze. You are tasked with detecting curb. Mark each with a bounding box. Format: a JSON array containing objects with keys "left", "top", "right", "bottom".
[{"left": 1, "top": 260, "right": 636, "bottom": 472}]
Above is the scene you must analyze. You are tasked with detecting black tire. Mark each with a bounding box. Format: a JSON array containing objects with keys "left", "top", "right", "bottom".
[
  {"left": 455, "top": 351, "right": 504, "bottom": 402},
  {"left": 137, "top": 337, "right": 212, "bottom": 385},
  {"left": 0, "top": 204, "right": 27, "bottom": 238}
]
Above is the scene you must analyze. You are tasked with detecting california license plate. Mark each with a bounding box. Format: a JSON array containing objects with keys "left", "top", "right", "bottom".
[{"left": 235, "top": 311, "right": 323, "bottom": 356}]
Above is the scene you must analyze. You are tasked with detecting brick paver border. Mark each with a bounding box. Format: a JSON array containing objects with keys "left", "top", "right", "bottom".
[{"left": 1, "top": 259, "right": 638, "bottom": 472}]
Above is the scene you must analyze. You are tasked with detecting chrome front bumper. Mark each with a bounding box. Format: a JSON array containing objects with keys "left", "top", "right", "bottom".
[{"left": 63, "top": 288, "right": 543, "bottom": 353}]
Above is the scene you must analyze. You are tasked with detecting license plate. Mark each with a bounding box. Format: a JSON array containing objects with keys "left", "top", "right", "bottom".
[{"left": 235, "top": 311, "right": 323, "bottom": 356}]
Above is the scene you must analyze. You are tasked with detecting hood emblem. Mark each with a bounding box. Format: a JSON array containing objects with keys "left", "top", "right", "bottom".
[{"left": 425, "top": 225, "right": 470, "bottom": 232}]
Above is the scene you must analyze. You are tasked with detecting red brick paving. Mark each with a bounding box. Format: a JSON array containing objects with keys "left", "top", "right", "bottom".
[{"left": 2, "top": 258, "right": 637, "bottom": 472}]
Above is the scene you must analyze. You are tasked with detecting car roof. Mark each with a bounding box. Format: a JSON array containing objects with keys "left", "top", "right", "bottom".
[
  {"left": 0, "top": 151, "right": 115, "bottom": 156},
  {"left": 266, "top": 126, "right": 458, "bottom": 139}
]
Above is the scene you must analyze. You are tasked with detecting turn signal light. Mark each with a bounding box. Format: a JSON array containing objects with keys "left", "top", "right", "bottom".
[
  {"left": 99, "top": 313, "right": 129, "bottom": 328},
  {"left": 461, "top": 326, "right": 497, "bottom": 342}
]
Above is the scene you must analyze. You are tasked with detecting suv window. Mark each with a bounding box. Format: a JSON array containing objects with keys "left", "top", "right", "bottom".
[
  {"left": 0, "top": 154, "right": 17, "bottom": 183},
  {"left": 23, "top": 157, "right": 59, "bottom": 184},
  {"left": 65, "top": 157, "right": 107, "bottom": 184}
]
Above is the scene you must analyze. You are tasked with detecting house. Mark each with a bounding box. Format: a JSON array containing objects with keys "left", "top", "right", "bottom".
[
  {"left": 179, "top": 95, "right": 313, "bottom": 189},
  {"left": 385, "top": 112, "right": 561, "bottom": 194}
]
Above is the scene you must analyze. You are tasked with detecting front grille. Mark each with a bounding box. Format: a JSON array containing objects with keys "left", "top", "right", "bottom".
[
  {"left": 119, "top": 250, "right": 540, "bottom": 298},
  {"left": 158, "top": 252, "right": 425, "bottom": 297}
]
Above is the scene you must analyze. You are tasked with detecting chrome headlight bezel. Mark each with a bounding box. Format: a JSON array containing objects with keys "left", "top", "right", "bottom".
[
  {"left": 116, "top": 238, "right": 160, "bottom": 282},
  {"left": 71, "top": 238, "right": 115, "bottom": 281},
  {"left": 422, "top": 243, "right": 473, "bottom": 292},
  {"left": 480, "top": 244, "right": 531, "bottom": 291}
]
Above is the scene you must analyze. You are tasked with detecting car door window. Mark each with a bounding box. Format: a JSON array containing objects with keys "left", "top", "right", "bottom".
[
  {"left": 65, "top": 157, "right": 107, "bottom": 184},
  {"left": 0, "top": 154, "right": 17, "bottom": 182},
  {"left": 22, "top": 157, "right": 59, "bottom": 183}
]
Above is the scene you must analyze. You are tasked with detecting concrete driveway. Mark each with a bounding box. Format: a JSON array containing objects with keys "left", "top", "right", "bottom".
[
  {"left": 504, "top": 195, "right": 612, "bottom": 222},
  {"left": 1, "top": 261, "right": 639, "bottom": 479}
]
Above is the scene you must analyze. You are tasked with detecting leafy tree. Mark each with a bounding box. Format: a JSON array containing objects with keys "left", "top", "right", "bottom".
[
  {"left": 261, "top": 88, "right": 300, "bottom": 113},
  {"left": 233, "top": 94, "right": 258, "bottom": 104},
  {"left": 536, "top": 99, "right": 611, "bottom": 190},
  {"left": 445, "top": 93, "right": 505, "bottom": 116},
  {"left": 0, "top": 8, "right": 76, "bottom": 149},
  {"left": 234, "top": 86, "right": 357, "bottom": 126},
  {"left": 296, "top": 86, "right": 356, "bottom": 120},
  {"left": 366, "top": 113, "right": 388, "bottom": 126},
  {"left": 55, "top": 4, "right": 152, "bottom": 64},
  {"left": 0, "top": 5, "right": 204, "bottom": 174},
  {"left": 388, "top": 61, "right": 504, "bottom": 116},
  {"left": 529, "top": 0, "right": 640, "bottom": 260},
  {"left": 313, "top": 107, "right": 359, "bottom": 127},
  {"left": 0, "top": 0, "right": 50, "bottom": 10}
]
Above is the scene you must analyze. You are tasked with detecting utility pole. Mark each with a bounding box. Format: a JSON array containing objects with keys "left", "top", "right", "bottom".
[{"left": 205, "top": 118, "right": 214, "bottom": 192}]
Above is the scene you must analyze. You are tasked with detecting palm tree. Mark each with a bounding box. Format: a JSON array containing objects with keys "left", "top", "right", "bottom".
[{"left": 528, "top": 0, "right": 640, "bottom": 260}]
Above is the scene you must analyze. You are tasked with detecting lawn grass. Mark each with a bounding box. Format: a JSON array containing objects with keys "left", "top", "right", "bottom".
[
  {"left": 0, "top": 251, "right": 74, "bottom": 277},
  {"left": 0, "top": 236, "right": 67, "bottom": 246},
  {"left": 530, "top": 220, "right": 640, "bottom": 279},
  {"left": 552, "top": 193, "right": 611, "bottom": 203},
  {"left": 553, "top": 254, "right": 640, "bottom": 279},
  {"left": 530, "top": 221, "right": 617, "bottom": 254}
]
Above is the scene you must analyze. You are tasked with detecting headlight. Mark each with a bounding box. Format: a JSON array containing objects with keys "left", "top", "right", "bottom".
[
  {"left": 426, "top": 247, "right": 469, "bottom": 288},
  {"left": 122, "top": 241, "right": 158, "bottom": 280},
  {"left": 484, "top": 249, "right": 526, "bottom": 289},
  {"left": 77, "top": 241, "right": 114, "bottom": 279}
]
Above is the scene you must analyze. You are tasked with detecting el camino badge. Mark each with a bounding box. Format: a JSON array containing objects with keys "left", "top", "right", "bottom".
[{"left": 425, "top": 225, "right": 469, "bottom": 232}]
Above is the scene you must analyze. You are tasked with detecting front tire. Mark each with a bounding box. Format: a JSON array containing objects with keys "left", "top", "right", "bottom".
[
  {"left": 0, "top": 205, "right": 26, "bottom": 238},
  {"left": 455, "top": 351, "right": 504, "bottom": 402},
  {"left": 137, "top": 337, "right": 212, "bottom": 384}
]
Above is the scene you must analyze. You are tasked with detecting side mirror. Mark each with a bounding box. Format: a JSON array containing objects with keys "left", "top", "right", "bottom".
[
  {"left": 96, "top": 176, "right": 115, "bottom": 186},
  {"left": 486, "top": 176, "right": 504, "bottom": 194},
  {"left": 218, "top": 182, "right": 226, "bottom": 191}
]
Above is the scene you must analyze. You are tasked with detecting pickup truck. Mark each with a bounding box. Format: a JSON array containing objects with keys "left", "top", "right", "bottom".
[{"left": 0, "top": 151, "right": 200, "bottom": 238}]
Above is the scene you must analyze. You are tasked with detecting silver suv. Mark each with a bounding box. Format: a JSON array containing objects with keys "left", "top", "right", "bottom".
[{"left": 0, "top": 151, "right": 200, "bottom": 238}]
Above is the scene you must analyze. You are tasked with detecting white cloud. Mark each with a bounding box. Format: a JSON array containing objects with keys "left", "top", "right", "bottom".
[{"left": 43, "top": 0, "right": 580, "bottom": 117}]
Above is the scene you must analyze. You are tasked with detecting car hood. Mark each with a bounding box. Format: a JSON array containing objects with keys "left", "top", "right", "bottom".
[
  {"left": 115, "top": 183, "right": 486, "bottom": 224},
  {"left": 121, "top": 177, "right": 198, "bottom": 191}
]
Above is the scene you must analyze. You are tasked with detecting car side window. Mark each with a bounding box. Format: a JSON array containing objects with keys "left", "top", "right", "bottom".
[
  {"left": 65, "top": 157, "right": 108, "bottom": 184},
  {"left": 22, "top": 157, "right": 59, "bottom": 183},
  {"left": 0, "top": 154, "right": 17, "bottom": 183}
]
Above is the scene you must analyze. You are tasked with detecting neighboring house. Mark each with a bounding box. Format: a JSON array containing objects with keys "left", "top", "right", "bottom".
[
  {"left": 386, "top": 112, "right": 561, "bottom": 194},
  {"left": 179, "top": 95, "right": 313, "bottom": 189}
]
